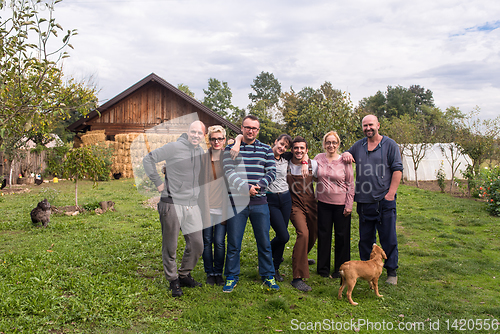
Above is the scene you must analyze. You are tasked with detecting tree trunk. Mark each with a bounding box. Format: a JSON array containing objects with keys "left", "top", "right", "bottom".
[
  {"left": 414, "top": 169, "right": 419, "bottom": 188},
  {"left": 75, "top": 178, "right": 78, "bottom": 207},
  {"left": 9, "top": 160, "right": 14, "bottom": 188}
]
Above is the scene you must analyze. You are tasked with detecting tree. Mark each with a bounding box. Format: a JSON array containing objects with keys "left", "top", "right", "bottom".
[
  {"left": 294, "top": 88, "right": 358, "bottom": 157},
  {"left": 247, "top": 100, "right": 283, "bottom": 145},
  {"left": 0, "top": 0, "right": 96, "bottom": 147},
  {"left": 202, "top": 78, "right": 236, "bottom": 119},
  {"left": 358, "top": 85, "right": 435, "bottom": 120},
  {"left": 248, "top": 71, "right": 281, "bottom": 110},
  {"left": 63, "top": 144, "right": 112, "bottom": 206},
  {"left": 177, "top": 83, "right": 195, "bottom": 98},
  {"left": 383, "top": 114, "right": 433, "bottom": 187},
  {"left": 456, "top": 107, "right": 500, "bottom": 174},
  {"left": 357, "top": 90, "right": 386, "bottom": 119}
]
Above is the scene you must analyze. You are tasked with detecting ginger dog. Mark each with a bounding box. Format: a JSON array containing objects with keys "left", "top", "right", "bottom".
[{"left": 338, "top": 244, "right": 387, "bottom": 306}]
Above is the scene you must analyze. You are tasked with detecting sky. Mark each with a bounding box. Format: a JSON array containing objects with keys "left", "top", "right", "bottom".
[{"left": 44, "top": 0, "right": 500, "bottom": 120}]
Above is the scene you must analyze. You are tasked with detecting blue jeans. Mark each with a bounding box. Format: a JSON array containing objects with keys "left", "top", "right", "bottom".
[
  {"left": 267, "top": 191, "right": 292, "bottom": 270},
  {"left": 202, "top": 214, "right": 227, "bottom": 276},
  {"left": 224, "top": 204, "right": 274, "bottom": 278},
  {"left": 357, "top": 198, "right": 398, "bottom": 272}
]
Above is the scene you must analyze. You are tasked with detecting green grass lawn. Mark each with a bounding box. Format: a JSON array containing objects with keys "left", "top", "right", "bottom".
[{"left": 0, "top": 179, "right": 499, "bottom": 333}]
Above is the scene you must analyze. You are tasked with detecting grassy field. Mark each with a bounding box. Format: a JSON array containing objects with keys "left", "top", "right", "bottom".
[{"left": 0, "top": 179, "right": 499, "bottom": 333}]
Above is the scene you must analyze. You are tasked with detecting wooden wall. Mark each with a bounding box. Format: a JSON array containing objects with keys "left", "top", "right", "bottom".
[{"left": 88, "top": 82, "right": 220, "bottom": 136}]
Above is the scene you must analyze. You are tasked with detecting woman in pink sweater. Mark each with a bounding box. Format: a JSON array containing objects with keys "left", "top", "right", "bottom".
[{"left": 314, "top": 131, "right": 355, "bottom": 278}]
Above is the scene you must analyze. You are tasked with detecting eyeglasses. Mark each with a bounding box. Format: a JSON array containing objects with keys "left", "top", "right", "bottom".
[
  {"left": 243, "top": 126, "right": 260, "bottom": 132},
  {"left": 210, "top": 137, "right": 225, "bottom": 142},
  {"left": 325, "top": 141, "right": 338, "bottom": 146}
]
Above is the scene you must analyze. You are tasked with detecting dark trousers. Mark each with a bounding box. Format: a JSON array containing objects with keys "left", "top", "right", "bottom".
[
  {"left": 267, "top": 191, "right": 292, "bottom": 270},
  {"left": 317, "top": 201, "right": 351, "bottom": 276},
  {"left": 357, "top": 198, "right": 398, "bottom": 272}
]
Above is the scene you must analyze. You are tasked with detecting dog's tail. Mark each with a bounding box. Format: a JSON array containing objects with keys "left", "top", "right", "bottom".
[{"left": 339, "top": 269, "right": 345, "bottom": 285}]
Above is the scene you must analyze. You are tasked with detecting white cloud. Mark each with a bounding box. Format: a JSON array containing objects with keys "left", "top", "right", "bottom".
[{"left": 49, "top": 0, "right": 500, "bottom": 119}]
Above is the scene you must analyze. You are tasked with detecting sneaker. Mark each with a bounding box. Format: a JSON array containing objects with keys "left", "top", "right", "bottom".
[
  {"left": 215, "top": 275, "right": 225, "bottom": 286},
  {"left": 262, "top": 276, "right": 280, "bottom": 291},
  {"left": 170, "top": 279, "right": 183, "bottom": 297},
  {"left": 275, "top": 270, "right": 284, "bottom": 282},
  {"left": 223, "top": 276, "right": 238, "bottom": 293},
  {"left": 386, "top": 276, "right": 398, "bottom": 285},
  {"left": 206, "top": 275, "right": 216, "bottom": 286},
  {"left": 179, "top": 274, "right": 202, "bottom": 288},
  {"left": 291, "top": 279, "right": 312, "bottom": 292},
  {"left": 308, "top": 259, "right": 316, "bottom": 265}
]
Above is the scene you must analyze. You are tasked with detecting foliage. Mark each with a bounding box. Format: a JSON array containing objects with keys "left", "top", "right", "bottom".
[
  {"left": 62, "top": 144, "right": 113, "bottom": 206},
  {"left": 280, "top": 82, "right": 359, "bottom": 156},
  {"left": 455, "top": 107, "right": 500, "bottom": 174},
  {"left": 248, "top": 101, "right": 284, "bottom": 145},
  {"left": 202, "top": 78, "right": 241, "bottom": 120},
  {"left": 436, "top": 161, "right": 446, "bottom": 193},
  {"left": 0, "top": 0, "right": 97, "bottom": 146},
  {"left": 478, "top": 166, "right": 500, "bottom": 216},
  {"left": 248, "top": 71, "right": 281, "bottom": 109},
  {"left": 44, "top": 142, "right": 71, "bottom": 177},
  {"left": 358, "top": 84, "right": 434, "bottom": 120},
  {"left": 176, "top": 83, "right": 194, "bottom": 97},
  {"left": 294, "top": 88, "right": 359, "bottom": 157},
  {"left": 0, "top": 179, "right": 499, "bottom": 333}
]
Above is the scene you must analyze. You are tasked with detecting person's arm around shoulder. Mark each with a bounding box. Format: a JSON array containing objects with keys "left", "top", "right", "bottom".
[
  {"left": 256, "top": 146, "right": 276, "bottom": 192},
  {"left": 344, "top": 162, "right": 355, "bottom": 216},
  {"left": 230, "top": 134, "right": 243, "bottom": 160}
]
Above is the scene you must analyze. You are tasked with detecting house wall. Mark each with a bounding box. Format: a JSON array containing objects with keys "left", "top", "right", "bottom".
[{"left": 87, "top": 82, "right": 220, "bottom": 136}]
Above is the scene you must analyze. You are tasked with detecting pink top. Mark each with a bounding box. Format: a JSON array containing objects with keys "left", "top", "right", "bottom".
[{"left": 314, "top": 153, "right": 355, "bottom": 211}]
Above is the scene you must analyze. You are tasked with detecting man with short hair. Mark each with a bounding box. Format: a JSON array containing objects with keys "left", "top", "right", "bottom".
[
  {"left": 345, "top": 114, "right": 403, "bottom": 285},
  {"left": 222, "top": 115, "right": 279, "bottom": 293},
  {"left": 287, "top": 136, "right": 318, "bottom": 292},
  {"left": 143, "top": 120, "right": 206, "bottom": 297}
]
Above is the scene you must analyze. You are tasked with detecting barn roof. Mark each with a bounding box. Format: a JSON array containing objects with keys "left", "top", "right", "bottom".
[{"left": 67, "top": 73, "right": 240, "bottom": 134}]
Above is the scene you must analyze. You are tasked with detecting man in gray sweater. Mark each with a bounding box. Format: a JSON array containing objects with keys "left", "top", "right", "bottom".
[{"left": 143, "top": 120, "right": 206, "bottom": 297}]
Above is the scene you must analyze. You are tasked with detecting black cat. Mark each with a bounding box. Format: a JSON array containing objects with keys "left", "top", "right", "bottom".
[{"left": 31, "top": 198, "right": 51, "bottom": 227}]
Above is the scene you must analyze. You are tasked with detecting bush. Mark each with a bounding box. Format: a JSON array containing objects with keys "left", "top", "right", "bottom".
[
  {"left": 44, "top": 144, "right": 71, "bottom": 177},
  {"left": 478, "top": 166, "right": 500, "bottom": 216},
  {"left": 436, "top": 161, "right": 446, "bottom": 193}
]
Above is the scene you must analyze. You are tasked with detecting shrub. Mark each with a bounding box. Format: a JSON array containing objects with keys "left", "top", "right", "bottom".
[
  {"left": 436, "top": 161, "right": 446, "bottom": 193},
  {"left": 44, "top": 144, "right": 71, "bottom": 177},
  {"left": 478, "top": 166, "right": 500, "bottom": 216}
]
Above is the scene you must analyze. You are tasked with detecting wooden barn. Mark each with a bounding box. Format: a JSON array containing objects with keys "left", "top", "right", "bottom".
[
  {"left": 67, "top": 73, "right": 240, "bottom": 178},
  {"left": 68, "top": 72, "right": 240, "bottom": 139}
]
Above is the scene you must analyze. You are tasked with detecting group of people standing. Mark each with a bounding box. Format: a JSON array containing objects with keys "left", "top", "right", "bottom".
[{"left": 143, "top": 114, "right": 403, "bottom": 297}]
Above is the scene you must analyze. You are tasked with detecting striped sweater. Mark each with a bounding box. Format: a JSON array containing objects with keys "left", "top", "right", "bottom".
[{"left": 223, "top": 139, "right": 276, "bottom": 206}]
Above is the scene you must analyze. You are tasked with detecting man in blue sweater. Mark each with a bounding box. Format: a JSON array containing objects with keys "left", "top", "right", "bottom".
[
  {"left": 222, "top": 115, "right": 278, "bottom": 292},
  {"left": 345, "top": 115, "right": 403, "bottom": 285}
]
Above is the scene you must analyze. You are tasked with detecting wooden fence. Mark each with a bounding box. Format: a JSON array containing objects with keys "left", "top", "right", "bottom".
[{"left": 0, "top": 150, "right": 48, "bottom": 185}]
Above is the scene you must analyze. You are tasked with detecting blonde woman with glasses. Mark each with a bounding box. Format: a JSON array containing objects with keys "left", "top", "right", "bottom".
[{"left": 314, "top": 131, "right": 354, "bottom": 279}]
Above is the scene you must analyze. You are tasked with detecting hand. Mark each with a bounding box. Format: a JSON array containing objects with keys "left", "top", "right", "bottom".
[
  {"left": 157, "top": 183, "right": 165, "bottom": 192},
  {"left": 230, "top": 147, "right": 239, "bottom": 160},
  {"left": 341, "top": 152, "right": 355, "bottom": 163},
  {"left": 249, "top": 184, "right": 260, "bottom": 197},
  {"left": 230, "top": 134, "right": 243, "bottom": 159},
  {"left": 384, "top": 192, "right": 395, "bottom": 201},
  {"left": 301, "top": 162, "right": 309, "bottom": 178},
  {"left": 343, "top": 208, "right": 352, "bottom": 217}
]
